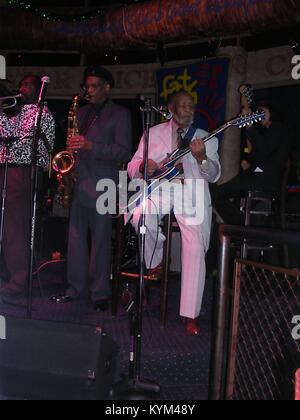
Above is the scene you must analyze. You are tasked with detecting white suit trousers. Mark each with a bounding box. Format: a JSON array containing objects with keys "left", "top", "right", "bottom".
[{"left": 131, "top": 182, "right": 206, "bottom": 320}]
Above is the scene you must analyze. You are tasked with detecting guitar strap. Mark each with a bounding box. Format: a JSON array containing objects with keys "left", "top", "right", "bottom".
[{"left": 181, "top": 125, "right": 197, "bottom": 149}]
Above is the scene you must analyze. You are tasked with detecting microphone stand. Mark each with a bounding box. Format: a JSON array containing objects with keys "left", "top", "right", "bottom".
[
  {"left": 112, "top": 98, "right": 161, "bottom": 399},
  {"left": 133, "top": 97, "right": 161, "bottom": 392},
  {"left": 27, "top": 78, "right": 51, "bottom": 319}
]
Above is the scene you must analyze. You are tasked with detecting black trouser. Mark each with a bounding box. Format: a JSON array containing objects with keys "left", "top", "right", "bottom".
[
  {"left": 211, "top": 172, "right": 279, "bottom": 226},
  {"left": 66, "top": 197, "right": 112, "bottom": 303},
  {"left": 0, "top": 167, "right": 31, "bottom": 291}
]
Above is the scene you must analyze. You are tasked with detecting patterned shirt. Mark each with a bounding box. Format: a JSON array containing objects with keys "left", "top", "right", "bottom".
[{"left": 0, "top": 104, "right": 55, "bottom": 168}]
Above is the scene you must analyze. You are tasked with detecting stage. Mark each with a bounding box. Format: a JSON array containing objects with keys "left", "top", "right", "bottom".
[{"left": 0, "top": 264, "right": 213, "bottom": 401}]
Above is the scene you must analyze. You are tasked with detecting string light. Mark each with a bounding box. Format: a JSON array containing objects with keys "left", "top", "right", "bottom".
[{"left": 7, "top": 0, "right": 104, "bottom": 22}]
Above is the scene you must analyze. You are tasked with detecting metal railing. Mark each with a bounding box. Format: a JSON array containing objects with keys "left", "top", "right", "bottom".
[{"left": 209, "top": 225, "right": 300, "bottom": 400}]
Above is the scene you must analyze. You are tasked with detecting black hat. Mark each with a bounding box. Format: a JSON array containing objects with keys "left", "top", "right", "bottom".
[{"left": 83, "top": 66, "right": 115, "bottom": 89}]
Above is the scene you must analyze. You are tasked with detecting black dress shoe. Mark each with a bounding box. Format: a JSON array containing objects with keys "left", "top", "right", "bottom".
[
  {"left": 50, "top": 295, "right": 75, "bottom": 303},
  {"left": 0, "top": 285, "right": 25, "bottom": 295},
  {"left": 93, "top": 299, "right": 109, "bottom": 312},
  {"left": 0, "top": 287, "right": 25, "bottom": 300},
  {"left": 0, "top": 294, "right": 23, "bottom": 305}
]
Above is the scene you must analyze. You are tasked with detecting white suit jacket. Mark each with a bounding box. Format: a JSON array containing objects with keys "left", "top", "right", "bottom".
[{"left": 127, "top": 120, "right": 221, "bottom": 250}]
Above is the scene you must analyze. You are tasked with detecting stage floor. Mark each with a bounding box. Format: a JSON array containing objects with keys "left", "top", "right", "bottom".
[{"left": 0, "top": 264, "right": 213, "bottom": 400}]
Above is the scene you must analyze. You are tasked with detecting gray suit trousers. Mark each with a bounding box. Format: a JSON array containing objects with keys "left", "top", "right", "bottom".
[{"left": 66, "top": 197, "right": 112, "bottom": 302}]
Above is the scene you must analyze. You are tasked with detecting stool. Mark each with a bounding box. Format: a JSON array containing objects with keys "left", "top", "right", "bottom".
[
  {"left": 111, "top": 213, "right": 178, "bottom": 327},
  {"left": 241, "top": 160, "right": 290, "bottom": 263},
  {"left": 241, "top": 190, "right": 279, "bottom": 258}
]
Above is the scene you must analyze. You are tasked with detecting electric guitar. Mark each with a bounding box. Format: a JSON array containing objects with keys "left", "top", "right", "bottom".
[{"left": 126, "top": 110, "right": 265, "bottom": 211}]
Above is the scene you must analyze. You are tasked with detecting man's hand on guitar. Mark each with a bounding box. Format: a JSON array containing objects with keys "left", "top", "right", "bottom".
[
  {"left": 139, "top": 159, "right": 158, "bottom": 178},
  {"left": 190, "top": 138, "right": 207, "bottom": 164}
]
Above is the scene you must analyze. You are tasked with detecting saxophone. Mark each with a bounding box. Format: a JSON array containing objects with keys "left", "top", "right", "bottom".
[{"left": 52, "top": 95, "right": 80, "bottom": 208}]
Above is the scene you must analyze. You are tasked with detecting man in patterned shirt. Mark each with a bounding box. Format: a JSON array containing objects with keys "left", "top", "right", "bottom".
[{"left": 0, "top": 75, "right": 55, "bottom": 303}]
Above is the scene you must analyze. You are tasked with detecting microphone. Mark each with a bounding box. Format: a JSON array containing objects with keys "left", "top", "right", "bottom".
[
  {"left": 152, "top": 105, "right": 173, "bottom": 120},
  {"left": 41, "top": 76, "right": 51, "bottom": 85},
  {"left": 38, "top": 76, "right": 51, "bottom": 104},
  {"left": 136, "top": 95, "right": 173, "bottom": 120}
]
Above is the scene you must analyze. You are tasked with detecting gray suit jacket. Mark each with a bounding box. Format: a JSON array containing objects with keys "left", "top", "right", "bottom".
[{"left": 75, "top": 100, "right": 132, "bottom": 208}]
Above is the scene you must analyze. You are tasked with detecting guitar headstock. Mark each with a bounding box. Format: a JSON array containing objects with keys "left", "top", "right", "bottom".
[
  {"left": 239, "top": 84, "right": 254, "bottom": 110},
  {"left": 230, "top": 110, "right": 266, "bottom": 129}
]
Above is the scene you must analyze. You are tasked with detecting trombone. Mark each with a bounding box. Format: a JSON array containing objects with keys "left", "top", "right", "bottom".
[{"left": 0, "top": 94, "right": 23, "bottom": 109}]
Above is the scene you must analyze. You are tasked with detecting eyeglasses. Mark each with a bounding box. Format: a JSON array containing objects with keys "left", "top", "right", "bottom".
[{"left": 81, "top": 82, "right": 105, "bottom": 91}]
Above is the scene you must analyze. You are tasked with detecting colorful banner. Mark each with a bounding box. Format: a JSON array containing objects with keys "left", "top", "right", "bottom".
[{"left": 156, "top": 58, "right": 230, "bottom": 132}]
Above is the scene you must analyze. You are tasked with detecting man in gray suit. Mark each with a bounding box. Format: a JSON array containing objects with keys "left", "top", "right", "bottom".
[{"left": 52, "top": 66, "right": 132, "bottom": 311}]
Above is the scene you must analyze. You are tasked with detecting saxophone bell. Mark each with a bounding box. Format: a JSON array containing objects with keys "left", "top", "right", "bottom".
[{"left": 52, "top": 150, "right": 75, "bottom": 174}]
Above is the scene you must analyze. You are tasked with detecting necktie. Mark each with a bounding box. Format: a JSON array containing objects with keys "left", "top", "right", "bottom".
[{"left": 176, "top": 128, "right": 184, "bottom": 150}]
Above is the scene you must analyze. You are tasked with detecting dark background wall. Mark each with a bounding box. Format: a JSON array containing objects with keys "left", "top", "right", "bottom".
[{"left": 255, "top": 84, "right": 300, "bottom": 183}]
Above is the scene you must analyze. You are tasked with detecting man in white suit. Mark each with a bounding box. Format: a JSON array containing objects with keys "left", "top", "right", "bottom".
[{"left": 127, "top": 91, "right": 221, "bottom": 335}]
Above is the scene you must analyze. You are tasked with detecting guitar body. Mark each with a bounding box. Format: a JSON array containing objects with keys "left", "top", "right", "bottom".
[
  {"left": 152, "top": 153, "right": 182, "bottom": 180},
  {"left": 152, "top": 166, "right": 181, "bottom": 181},
  {"left": 128, "top": 166, "right": 182, "bottom": 209}
]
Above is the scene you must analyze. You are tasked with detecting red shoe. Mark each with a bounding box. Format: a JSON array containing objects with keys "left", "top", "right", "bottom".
[
  {"left": 184, "top": 317, "right": 201, "bottom": 336},
  {"left": 148, "top": 264, "right": 163, "bottom": 280}
]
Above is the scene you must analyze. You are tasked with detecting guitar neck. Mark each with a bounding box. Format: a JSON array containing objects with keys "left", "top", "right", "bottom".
[{"left": 168, "top": 123, "right": 229, "bottom": 165}]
